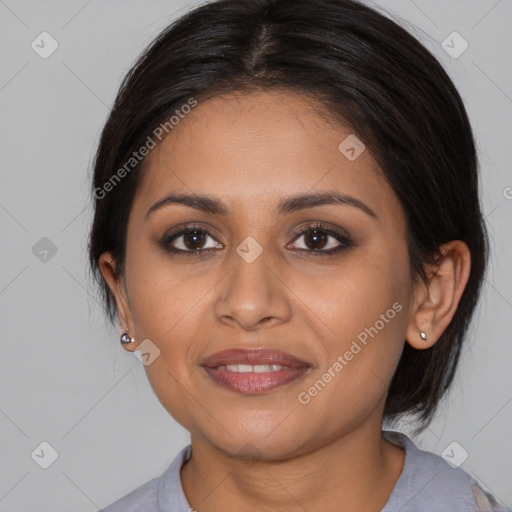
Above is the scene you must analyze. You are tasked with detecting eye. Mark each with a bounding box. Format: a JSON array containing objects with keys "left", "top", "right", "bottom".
[
  {"left": 160, "top": 224, "right": 223, "bottom": 255},
  {"left": 160, "top": 222, "right": 352, "bottom": 258},
  {"left": 288, "top": 223, "right": 352, "bottom": 256}
]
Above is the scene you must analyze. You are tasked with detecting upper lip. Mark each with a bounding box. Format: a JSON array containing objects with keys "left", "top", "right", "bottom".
[{"left": 200, "top": 348, "right": 311, "bottom": 368}]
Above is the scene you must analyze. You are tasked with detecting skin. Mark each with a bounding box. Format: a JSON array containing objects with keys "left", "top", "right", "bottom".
[{"left": 99, "top": 89, "right": 471, "bottom": 511}]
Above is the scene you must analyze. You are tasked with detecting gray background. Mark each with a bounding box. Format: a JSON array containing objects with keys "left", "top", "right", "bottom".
[{"left": 0, "top": 0, "right": 511, "bottom": 510}]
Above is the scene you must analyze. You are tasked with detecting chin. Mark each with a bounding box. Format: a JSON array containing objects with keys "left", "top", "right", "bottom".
[{"left": 199, "top": 421, "right": 310, "bottom": 462}]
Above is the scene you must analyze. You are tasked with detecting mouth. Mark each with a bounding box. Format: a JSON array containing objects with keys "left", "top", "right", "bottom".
[{"left": 200, "top": 348, "right": 311, "bottom": 394}]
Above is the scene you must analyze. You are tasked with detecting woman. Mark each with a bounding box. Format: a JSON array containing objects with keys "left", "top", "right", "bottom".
[{"left": 88, "top": 0, "right": 508, "bottom": 510}]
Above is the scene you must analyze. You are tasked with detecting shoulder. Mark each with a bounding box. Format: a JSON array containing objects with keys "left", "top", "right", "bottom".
[
  {"left": 99, "top": 476, "right": 159, "bottom": 512},
  {"left": 382, "top": 430, "right": 509, "bottom": 512},
  {"left": 99, "top": 445, "right": 192, "bottom": 512}
]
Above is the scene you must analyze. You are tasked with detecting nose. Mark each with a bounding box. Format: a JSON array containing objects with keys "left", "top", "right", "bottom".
[{"left": 214, "top": 245, "right": 293, "bottom": 331}]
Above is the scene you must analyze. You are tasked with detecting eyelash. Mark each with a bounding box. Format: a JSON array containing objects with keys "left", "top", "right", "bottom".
[
  {"left": 289, "top": 223, "right": 353, "bottom": 257},
  {"left": 159, "top": 222, "right": 353, "bottom": 258}
]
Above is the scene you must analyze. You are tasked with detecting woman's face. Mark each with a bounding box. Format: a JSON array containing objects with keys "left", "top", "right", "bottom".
[{"left": 103, "top": 90, "right": 417, "bottom": 459}]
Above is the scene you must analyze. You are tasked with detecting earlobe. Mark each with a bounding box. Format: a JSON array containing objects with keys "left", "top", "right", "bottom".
[{"left": 406, "top": 240, "right": 471, "bottom": 350}]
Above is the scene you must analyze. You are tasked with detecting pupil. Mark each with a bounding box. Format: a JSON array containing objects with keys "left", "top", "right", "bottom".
[
  {"left": 184, "top": 229, "right": 205, "bottom": 249},
  {"left": 305, "top": 229, "right": 327, "bottom": 249}
]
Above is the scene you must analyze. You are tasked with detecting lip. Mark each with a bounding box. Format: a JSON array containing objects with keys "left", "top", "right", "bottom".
[
  {"left": 201, "top": 348, "right": 310, "bottom": 368},
  {"left": 200, "top": 348, "right": 311, "bottom": 394}
]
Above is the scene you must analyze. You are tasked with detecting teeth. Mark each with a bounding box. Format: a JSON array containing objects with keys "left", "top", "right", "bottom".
[
  {"left": 231, "top": 364, "right": 252, "bottom": 372},
  {"left": 219, "top": 364, "right": 284, "bottom": 372}
]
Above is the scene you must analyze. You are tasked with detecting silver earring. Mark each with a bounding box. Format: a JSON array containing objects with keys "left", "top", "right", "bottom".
[
  {"left": 120, "top": 327, "right": 135, "bottom": 344},
  {"left": 419, "top": 331, "right": 427, "bottom": 341}
]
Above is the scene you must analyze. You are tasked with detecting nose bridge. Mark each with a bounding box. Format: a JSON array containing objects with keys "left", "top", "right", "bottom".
[{"left": 214, "top": 236, "right": 291, "bottom": 329}]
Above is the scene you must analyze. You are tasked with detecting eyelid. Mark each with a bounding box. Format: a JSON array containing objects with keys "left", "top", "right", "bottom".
[
  {"left": 287, "top": 222, "right": 352, "bottom": 253},
  {"left": 160, "top": 221, "right": 352, "bottom": 256},
  {"left": 289, "top": 221, "right": 351, "bottom": 242},
  {"left": 160, "top": 223, "right": 223, "bottom": 253},
  {"left": 164, "top": 222, "right": 224, "bottom": 242}
]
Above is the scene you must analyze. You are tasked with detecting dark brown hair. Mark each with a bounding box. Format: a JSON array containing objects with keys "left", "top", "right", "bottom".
[{"left": 88, "top": 0, "right": 489, "bottom": 433}]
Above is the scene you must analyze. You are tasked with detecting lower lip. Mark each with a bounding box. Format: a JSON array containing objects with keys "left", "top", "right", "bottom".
[{"left": 202, "top": 366, "right": 310, "bottom": 394}]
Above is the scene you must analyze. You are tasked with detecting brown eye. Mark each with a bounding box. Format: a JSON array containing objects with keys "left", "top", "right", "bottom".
[
  {"left": 161, "top": 225, "right": 223, "bottom": 254},
  {"left": 182, "top": 229, "right": 207, "bottom": 250},
  {"left": 289, "top": 223, "right": 352, "bottom": 256},
  {"left": 303, "top": 228, "right": 329, "bottom": 250}
]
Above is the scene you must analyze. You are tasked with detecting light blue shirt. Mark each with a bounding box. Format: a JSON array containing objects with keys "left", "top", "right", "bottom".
[{"left": 100, "top": 430, "right": 510, "bottom": 511}]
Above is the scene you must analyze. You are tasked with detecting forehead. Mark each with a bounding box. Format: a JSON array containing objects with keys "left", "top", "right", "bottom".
[{"left": 132, "top": 90, "right": 397, "bottom": 219}]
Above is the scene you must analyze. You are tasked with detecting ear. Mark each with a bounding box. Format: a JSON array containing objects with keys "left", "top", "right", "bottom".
[
  {"left": 98, "top": 251, "right": 138, "bottom": 352},
  {"left": 406, "top": 240, "right": 471, "bottom": 349}
]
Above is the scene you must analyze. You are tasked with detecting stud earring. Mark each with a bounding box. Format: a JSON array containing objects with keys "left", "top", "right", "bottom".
[
  {"left": 120, "top": 327, "right": 135, "bottom": 344},
  {"left": 419, "top": 331, "right": 427, "bottom": 341}
]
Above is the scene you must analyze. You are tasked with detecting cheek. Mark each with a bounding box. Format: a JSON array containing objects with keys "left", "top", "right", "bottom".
[
  {"left": 293, "top": 301, "right": 407, "bottom": 437},
  {"left": 293, "top": 247, "right": 410, "bottom": 400},
  {"left": 292, "top": 246, "right": 410, "bottom": 343},
  {"left": 123, "top": 256, "right": 212, "bottom": 428},
  {"left": 124, "top": 242, "right": 215, "bottom": 340}
]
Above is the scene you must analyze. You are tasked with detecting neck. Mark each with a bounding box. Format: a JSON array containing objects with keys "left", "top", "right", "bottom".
[{"left": 180, "top": 420, "right": 405, "bottom": 512}]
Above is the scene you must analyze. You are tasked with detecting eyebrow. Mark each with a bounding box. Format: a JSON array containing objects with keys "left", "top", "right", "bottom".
[{"left": 144, "top": 190, "right": 377, "bottom": 220}]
